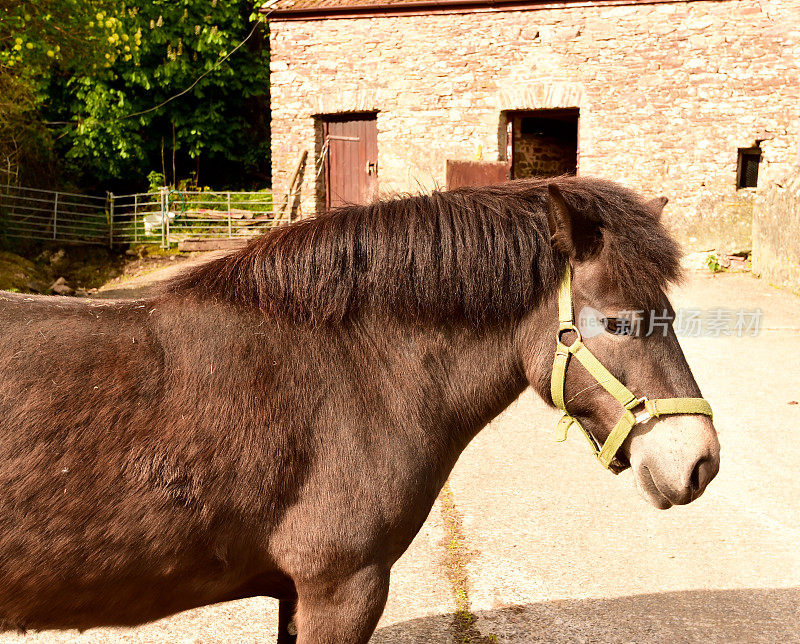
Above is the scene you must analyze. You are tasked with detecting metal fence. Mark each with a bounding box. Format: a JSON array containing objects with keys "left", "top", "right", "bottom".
[
  {"left": 0, "top": 186, "right": 109, "bottom": 245},
  {"left": 0, "top": 186, "right": 282, "bottom": 248}
]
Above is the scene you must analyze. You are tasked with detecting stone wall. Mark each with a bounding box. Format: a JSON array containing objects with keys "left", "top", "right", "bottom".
[
  {"left": 753, "top": 170, "right": 800, "bottom": 292},
  {"left": 269, "top": 0, "right": 800, "bottom": 251}
]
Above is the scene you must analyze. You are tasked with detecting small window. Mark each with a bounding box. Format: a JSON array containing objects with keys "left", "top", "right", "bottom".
[{"left": 737, "top": 147, "right": 761, "bottom": 189}]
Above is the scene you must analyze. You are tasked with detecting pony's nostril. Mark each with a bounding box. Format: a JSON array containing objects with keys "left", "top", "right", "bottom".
[{"left": 690, "top": 456, "right": 716, "bottom": 492}]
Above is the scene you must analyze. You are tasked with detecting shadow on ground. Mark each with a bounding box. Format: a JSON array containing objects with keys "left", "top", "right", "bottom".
[{"left": 371, "top": 587, "right": 800, "bottom": 643}]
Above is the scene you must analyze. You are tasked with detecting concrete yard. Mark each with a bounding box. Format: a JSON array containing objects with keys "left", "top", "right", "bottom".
[{"left": 2, "top": 270, "right": 798, "bottom": 643}]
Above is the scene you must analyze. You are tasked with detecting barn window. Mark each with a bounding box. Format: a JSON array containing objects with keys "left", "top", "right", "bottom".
[{"left": 737, "top": 147, "right": 761, "bottom": 189}]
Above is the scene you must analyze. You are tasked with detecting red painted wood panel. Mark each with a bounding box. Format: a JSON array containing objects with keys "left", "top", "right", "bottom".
[{"left": 445, "top": 160, "right": 510, "bottom": 189}]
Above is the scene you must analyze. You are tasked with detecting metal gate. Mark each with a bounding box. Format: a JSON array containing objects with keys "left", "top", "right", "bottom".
[{"left": 0, "top": 186, "right": 278, "bottom": 248}]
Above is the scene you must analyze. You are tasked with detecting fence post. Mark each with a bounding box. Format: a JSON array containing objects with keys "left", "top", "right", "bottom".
[
  {"left": 108, "top": 192, "right": 114, "bottom": 248},
  {"left": 52, "top": 192, "right": 59, "bottom": 240},
  {"left": 165, "top": 188, "right": 171, "bottom": 249},
  {"left": 133, "top": 194, "right": 139, "bottom": 243},
  {"left": 160, "top": 187, "right": 167, "bottom": 249},
  {"left": 227, "top": 192, "right": 232, "bottom": 239}
]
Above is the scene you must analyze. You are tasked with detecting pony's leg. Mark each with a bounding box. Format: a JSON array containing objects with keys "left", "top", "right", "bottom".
[
  {"left": 293, "top": 565, "right": 390, "bottom": 644},
  {"left": 277, "top": 598, "right": 298, "bottom": 644}
]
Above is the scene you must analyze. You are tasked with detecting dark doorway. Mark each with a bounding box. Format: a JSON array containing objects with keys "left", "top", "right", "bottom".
[
  {"left": 508, "top": 109, "right": 579, "bottom": 179},
  {"left": 321, "top": 114, "right": 378, "bottom": 210}
]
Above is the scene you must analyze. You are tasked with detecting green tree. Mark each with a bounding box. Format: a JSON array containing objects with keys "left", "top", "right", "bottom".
[
  {"left": 0, "top": 0, "right": 129, "bottom": 185},
  {"left": 46, "top": 1, "right": 270, "bottom": 191}
]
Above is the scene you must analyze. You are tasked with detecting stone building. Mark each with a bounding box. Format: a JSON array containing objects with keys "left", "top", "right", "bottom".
[{"left": 266, "top": 0, "right": 799, "bottom": 252}]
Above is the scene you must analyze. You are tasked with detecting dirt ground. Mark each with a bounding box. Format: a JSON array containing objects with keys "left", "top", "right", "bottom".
[
  {"left": 90, "top": 249, "right": 230, "bottom": 299},
  {"left": 0, "top": 245, "right": 205, "bottom": 296},
  {"left": 1, "top": 268, "right": 798, "bottom": 643}
]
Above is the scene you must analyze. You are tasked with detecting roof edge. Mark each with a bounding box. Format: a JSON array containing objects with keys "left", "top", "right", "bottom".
[{"left": 264, "top": 0, "right": 703, "bottom": 21}]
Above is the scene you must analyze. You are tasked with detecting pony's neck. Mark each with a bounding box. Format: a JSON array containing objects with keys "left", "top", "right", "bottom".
[{"left": 353, "top": 316, "right": 530, "bottom": 461}]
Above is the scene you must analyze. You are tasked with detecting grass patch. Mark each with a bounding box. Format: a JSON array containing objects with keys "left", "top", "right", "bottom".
[{"left": 0, "top": 243, "right": 190, "bottom": 295}]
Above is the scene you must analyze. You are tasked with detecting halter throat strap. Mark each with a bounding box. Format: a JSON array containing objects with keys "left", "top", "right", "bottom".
[{"left": 550, "top": 265, "right": 713, "bottom": 474}]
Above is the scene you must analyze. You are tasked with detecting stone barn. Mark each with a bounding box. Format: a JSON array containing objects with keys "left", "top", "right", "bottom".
[{"left": 266, "top": 0, "right": 799, "bottom": 252}]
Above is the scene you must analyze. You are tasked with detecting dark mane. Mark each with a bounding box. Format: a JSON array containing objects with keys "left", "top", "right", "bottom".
[{"left": 165, "top": 177, "right": 681, "bottom": 324}]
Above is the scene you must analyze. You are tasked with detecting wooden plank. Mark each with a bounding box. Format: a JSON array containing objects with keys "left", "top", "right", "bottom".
[{"left": 183, "top": 209, "right": 255, "bottom": 220}]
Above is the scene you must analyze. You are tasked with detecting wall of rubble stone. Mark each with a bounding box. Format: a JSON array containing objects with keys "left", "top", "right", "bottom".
[
  {"left": 753, "top": 170, "right": 800, "bottom": 292},
  {"left": 269, "top": 0, "right": 800, "bottom": 251}
]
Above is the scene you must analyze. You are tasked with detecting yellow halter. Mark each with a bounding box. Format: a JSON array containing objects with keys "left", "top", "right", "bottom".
[{"left": 551, "top": 265, "right": 713, "bottom": 474}]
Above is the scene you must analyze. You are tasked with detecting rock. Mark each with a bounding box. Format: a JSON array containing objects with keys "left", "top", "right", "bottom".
[
  {"left": 35, "top": 249, "right": 52, "bottom": 264},
  {"left": 0, "top": 251, "right": 49, "bottom": 293},
  {"left": 726, "top": 255, "right": 750, "bottom": 272},
  {"left": 681, "top": 250, "right": 716, "bottom": 271},
  {"left": 127, "top": 246, "right": 150, "bottom": 258},
  {"left": 50, "top": 277, "right": 75, "bottom": 296},
  {"left": 26, "top": 280, "right": 47, "bottom": 294},
  {"left": 52, "top": 284, "right": 75, "bottom": 296},
  {"left": 49, "top": 248, "right": 68, "bottom": 270}
]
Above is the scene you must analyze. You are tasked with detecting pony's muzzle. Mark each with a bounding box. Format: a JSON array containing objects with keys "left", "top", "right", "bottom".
[{"left": 628, "top": 415, "right": 720, "bottom": 508}]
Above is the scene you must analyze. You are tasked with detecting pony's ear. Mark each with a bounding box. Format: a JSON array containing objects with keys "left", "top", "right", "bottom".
[
  {"left": 645, "top": 196, "right": 669, "bottom": 221},
  {"left": 547, "top": 184, "right": 602, "bottom": 260}
]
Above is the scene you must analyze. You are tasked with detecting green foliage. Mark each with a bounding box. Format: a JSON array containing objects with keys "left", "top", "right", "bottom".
[
  {"left": 147, "top": 170, "right": 166, "bottom": 192},
  {"left": 46, "top": 1, "right": 270, "bottom": 190},
  {"left": 0, "top": 1, "right": 132, "bottom": 76},
  {"left": 706, "top": 252, "right": 724, "bottom": 273},
  {"left": 0, "top": 0, "right": 128, "bottom": 185},
  {"left": 1, "top": 1, "right": 270, "bottom": 191}
]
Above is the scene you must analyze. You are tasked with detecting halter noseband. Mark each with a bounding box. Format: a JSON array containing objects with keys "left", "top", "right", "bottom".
[{"left": 550, "top": 265, "right": 713, "bottom": 474}]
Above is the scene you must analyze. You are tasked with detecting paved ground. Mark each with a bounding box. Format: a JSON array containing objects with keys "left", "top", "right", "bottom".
[
  {"left": 450, "top": 271, "right": 800, "bottom": 642},
  {"left": 3, "top": 270, "right": 798, "bottom": 642}
]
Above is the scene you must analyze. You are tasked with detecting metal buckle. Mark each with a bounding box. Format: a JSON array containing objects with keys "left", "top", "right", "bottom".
[
  {"left": 632, "top": 397, "right": 651, "bottom": 424},
  {"left": 556, "top": 324, "right": 582, "bottom": 349}
]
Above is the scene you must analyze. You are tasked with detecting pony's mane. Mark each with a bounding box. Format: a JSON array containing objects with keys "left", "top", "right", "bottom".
[{"left": 165, "top": 177, "right": 681, "bottom": 324}]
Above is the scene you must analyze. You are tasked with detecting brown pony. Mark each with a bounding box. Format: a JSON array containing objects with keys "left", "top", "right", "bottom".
[{"left": 0, "top": 177, "right": 719, "bottom": 643}]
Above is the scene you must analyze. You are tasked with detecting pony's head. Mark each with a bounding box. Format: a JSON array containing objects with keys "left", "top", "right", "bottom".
[{"left": 521, "top": 179, "right": 719, "bottom": 508}]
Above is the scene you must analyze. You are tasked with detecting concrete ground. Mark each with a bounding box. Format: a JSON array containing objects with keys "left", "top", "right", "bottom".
[{"left": 3, "top": 270, "right": 798, "bottom": 643}]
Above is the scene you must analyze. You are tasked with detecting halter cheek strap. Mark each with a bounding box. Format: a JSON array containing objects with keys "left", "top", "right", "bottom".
[{"left": 550, "top": 265, "right": 713, "bottom": 475}]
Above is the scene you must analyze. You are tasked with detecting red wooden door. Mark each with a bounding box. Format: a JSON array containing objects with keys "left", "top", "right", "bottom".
[{"left": 323, "top": 115, "right": 378, "bottom": 210}]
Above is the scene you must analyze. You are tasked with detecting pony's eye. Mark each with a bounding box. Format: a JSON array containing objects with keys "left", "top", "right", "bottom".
[{"left": 603, "top": 317, "right": 634, "bottom": 336}]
